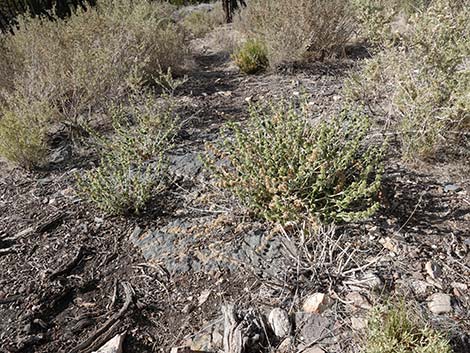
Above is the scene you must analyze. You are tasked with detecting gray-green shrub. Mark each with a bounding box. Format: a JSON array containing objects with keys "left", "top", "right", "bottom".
[
  {"left": 0, "top": 0, "right": 188, "bottom": 167},
  {"left": 346, "top": 0, "right": 470, "bottom": 159},
  {"left": 205, "top": 99, "right": 385, "bottom": 224},
  {"left": 75, "top": 92, "right": 177, "bottom": 215},
  {"left": 234, "top": 0, "right": 355, "bottom": 67}
]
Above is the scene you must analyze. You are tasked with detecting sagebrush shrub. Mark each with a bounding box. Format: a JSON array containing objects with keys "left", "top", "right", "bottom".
[
  {"left": 346, "top": 0, "right": 470, "bottom": 159},
  {"left": 75, "top": 92, "right": 177, "bottom": 215},
  {"left": 0, "top": 0, "right": 188, "bottom": 167},
  {"left": 232, "top": 39, "right": 269, "bottom": 74},
  {"left": 205, "top": 99, "right": 385, "bottom": 224},
  {"left": 181, "top": 2, "right": 224, "bottom": 37},
  {"left": 366, "top": 303, "right": 452, "bottom": 353},
  {"left": 0, "top": 97, "right": 53, "bottom": 168},
  {"left": 234, "top": 0, "right": 354, "bottom": 67},
  {"left": 351, "top": 0, "right": 467, "bottom": 46}
]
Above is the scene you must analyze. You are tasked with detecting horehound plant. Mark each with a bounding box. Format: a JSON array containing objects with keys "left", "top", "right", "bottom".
[
  {"left": 205, "top": 98, "right": 386, "bottom": 224},
  {"left": 76, "top": 91, "right": 177, "bottom": 215}
]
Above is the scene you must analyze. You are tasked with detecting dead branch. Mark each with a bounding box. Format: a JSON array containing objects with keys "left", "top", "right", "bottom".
[
  {"left": 70, "top": 282, "right": 133, "bottom": 353},
  {"left": 49, "top": 246, "right": 85, "bottom": 281}
]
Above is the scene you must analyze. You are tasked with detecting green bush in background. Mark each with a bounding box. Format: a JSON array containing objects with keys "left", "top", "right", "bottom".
[
  {"left": 232, "top": 38, "right": 268, "bottom": 74},
  {"left": 346, "top": 0, "right": 470, "bottom": 160}
]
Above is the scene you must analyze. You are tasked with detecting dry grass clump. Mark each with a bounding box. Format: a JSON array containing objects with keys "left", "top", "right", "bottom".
[
  {"left": 75, "top": 91, "right": 178, "bottom": 215},
  {"left": 366, "top": 302, "right": 452, "bottom": 353},
  {"left": 234, "top": 0, "right": 355, "bottom": 68},
  {"left": 346, "top": 0, "right": 470, "bottom": 160},
  {"left": 205, "top": 98, "right": 385, "bottom": 224},
  {"left": 0, "top": 0, "right": 188, "bottom": 168}
]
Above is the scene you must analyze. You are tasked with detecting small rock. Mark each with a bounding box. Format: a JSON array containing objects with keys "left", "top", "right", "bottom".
[
  {"left": 94, "top": 217, "right": 104, "bottom": 224},
  {"left": 268, "top": 308, "right": 291, "bottom": 338},
  {"left": 295, "top": 312, "right": 332, "bottom": 344},
  {"left": 444, "top": 184, "right": 461, "bottom": 193},
  {"left": 182, "top": 304, "right": 193, "bottom": 314},
  {"left": 198, "top": 289, "right": 211, "bottom": 306},
  {"left": 190, "top": 332, "right": 212, "bottom": 351},
  {"left": 425, "top": 261, "right": 442, "bottom": 280},
  {"left": 379, "top": 237, "right": 399, "bottom": 254},
  {"left": 409, "top": 280, "right": 430, "bottom": 296},
  {"left": 345, "top": 292, "right": 372, "bottom": 310},
  {"left": 92, "top": 333, "right": 125, "bottom": 353},
  {"left": 277, "top": 337, "right": 293, "bottom": 353},
  {"left": 212, "top": 328, "right": 224, "bottom": 348},
  {"left": 351, "top": 317, "right": 368, "bottom": 331},
  {"left": 129, "top": 226, "right": 142, "bottom": 241},
  {"left": 302, "top": 293, "right": 331, "bottom": 314},
  {"left": 428, "top": 293, "right": 452, "bottom": 314}
]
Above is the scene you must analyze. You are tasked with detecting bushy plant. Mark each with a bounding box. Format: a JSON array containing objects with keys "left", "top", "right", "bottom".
[
  {"left": 366, "top": 303, "right": 452, "bottom": 353},
  {"left": 0, "top": 0, "right": 188, "bottom": 167},
  {"left": 0, "top": 97, "right": 53, "bottom": 168},
  {"left": 346, "top": 0, "right": 470, "bottom": 159},
  {"left": 181, "top": 2, "right": 224, "bottom": 37},
  {"left": 205, "top": 99, "right": 385, "bottom": 224},
  {"left": 232, "top": 39, "right": 268, "bottom": 74},
  {"left": 234, "top": 0, "right": 354, "bottom": 67},
  {"left": 75, "top": 92, "right": 177, "bottom": 215}
]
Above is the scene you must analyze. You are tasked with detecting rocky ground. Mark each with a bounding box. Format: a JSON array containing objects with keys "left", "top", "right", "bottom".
[{"left": 1, "top": 28, "right": 469, "bottom": 353}]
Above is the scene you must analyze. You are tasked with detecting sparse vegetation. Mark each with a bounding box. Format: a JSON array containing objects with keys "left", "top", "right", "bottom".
[
  {"left": 75, "top": 92, "right": 177, "bottom": 215},
  {"left": 366, "top": 302, "right": 452, "bottom": 353},
  {"left": 206, "top": 99, "right": 385, "bottom": 224},
  {"left": 234, "top": 0, "right": 355, "bottom": 67},
  {"left": 232, "top": 38, "right": 268, "bottom": 74},
  {"left": 346, "top": 0, "right": 470, "bottom": 160},
  {"left": 181, "top": 2, "right": 224, "bottom": 37},
  {"left": 0, "top": 0, "right": 188, "bottom": 167},
  {"left": 0, "top": 1, "right": 469, "bottom": 352}
]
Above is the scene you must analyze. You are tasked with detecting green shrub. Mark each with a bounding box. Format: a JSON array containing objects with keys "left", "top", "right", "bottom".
[
  {"left": 346, "top": 0, "right": 470, "bottom": 159},
  {"left": 234, "top": 0, "right": 354, "bottom": 67},
  {"left": 0, "top": 97, "right": 53, "bottom": 168},
  {"left": 205, "top": 99, "right": 385, "bottom": 224},
  {"left": 232, "top": 39, "right": 269, "bottom": 74},
  {"left": 75, "top": 92, "right": 177, "bottom": 215},
  {"left": 366, "top": 303, "right": 452, "bottom": 353}
]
